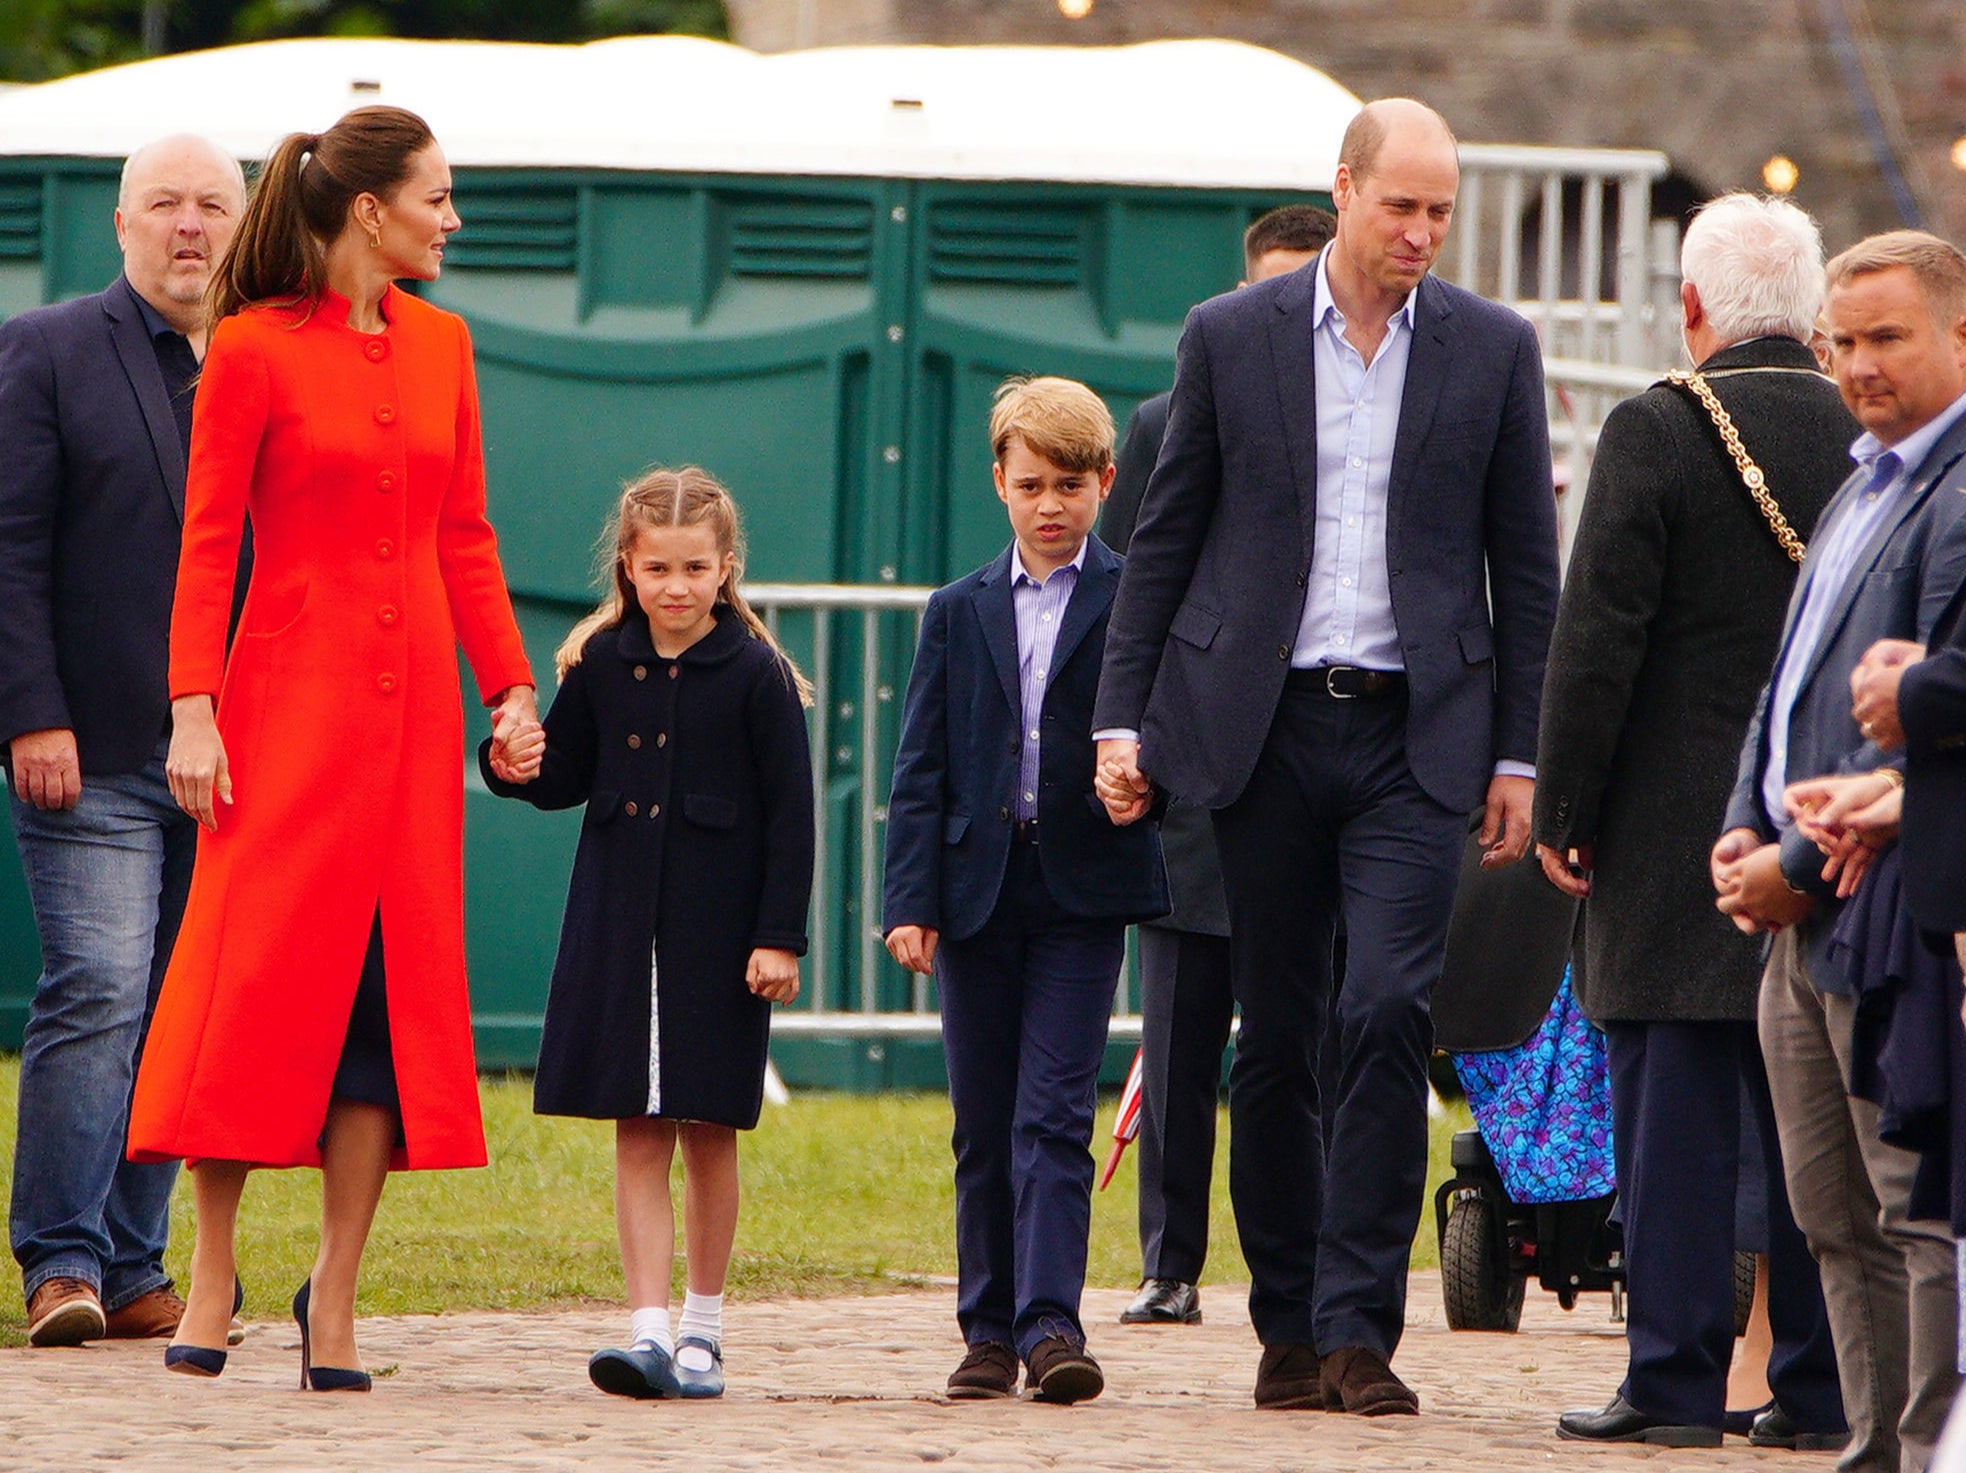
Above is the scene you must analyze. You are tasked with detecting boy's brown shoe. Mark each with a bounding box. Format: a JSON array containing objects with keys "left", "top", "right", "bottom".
[
  {"left": 946, "top": 1341, "right": 1019, "bottom": 1399},
  {"left": 26, "top": 1277, "right": 105, "bottom": 1347},
  {"left": 1252, "top": 1341, "right": 1323, "bottom": 1409},
  {"left": 1320, "top": 1345, "right": 1420, "bottom": 1416},
  {"left": 1025, "top": 1337, "right": 1104, "bottom": 1404}
]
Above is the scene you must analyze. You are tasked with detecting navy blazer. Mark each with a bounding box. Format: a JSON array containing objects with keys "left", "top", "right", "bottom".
[
  {"left": 1093, "top": 261, "right": 1560, "bottom": 814},
  {"left": 1725, "top": 411, "right": 1966, "bottom": 965},
  {"left": 883, "top": 535, "right": 1169, "bottom": 943},
  {"left": 0, "top": 275, "right": 209, "bottom": 773}
]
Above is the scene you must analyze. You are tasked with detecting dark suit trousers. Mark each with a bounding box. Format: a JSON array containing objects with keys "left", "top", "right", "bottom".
[
  {"left": 1135, "top": 925, "right": 1233, "bottom": 1283},
  {"left": 936, "top": 841, "right": 1125, "bottom": 1360},
  {"left": 1603, "top": 1020, "right": 1842, "bottom": 1431},
  {"left": 1212, "top": 685, "right": 1463, "bottom": 1353}
]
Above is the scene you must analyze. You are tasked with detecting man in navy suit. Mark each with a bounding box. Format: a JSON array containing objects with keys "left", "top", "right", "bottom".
[
  {"left": 1093, "top": 99, "right": 1559, "bottom": 1413},
  {"left": 884, "top": 377, "right": 1167, "bottom": 1405},
  {"left": 1713, "top": 231, "right": 1966, "bottom": 1473},
  {"left": 0, "top": 136, "right": 246, "bottom": 1346}
]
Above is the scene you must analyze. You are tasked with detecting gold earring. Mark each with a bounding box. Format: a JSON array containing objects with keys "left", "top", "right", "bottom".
[{"left": 366, "top": 229, "right": 380, "bottom": 250}]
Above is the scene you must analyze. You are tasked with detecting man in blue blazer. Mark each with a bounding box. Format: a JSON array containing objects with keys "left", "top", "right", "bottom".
[
  {"left": 1714, "top": 231, "right": 1966, "bottom": 1473},
  {"left": 884, "top": 378, "right": 1167, "bottom": 1405},
  {"left": 1093, "top": 99, "right": 1559, "bottom": 1413},
  {"left": 0, "top": 136, "right": 246, "bottom": 1346}
]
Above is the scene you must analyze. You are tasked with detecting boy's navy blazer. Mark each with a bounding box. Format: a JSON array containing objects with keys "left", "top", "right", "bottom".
[{"left": 883, "top": 534, "right": 1168, "bottom": 942}]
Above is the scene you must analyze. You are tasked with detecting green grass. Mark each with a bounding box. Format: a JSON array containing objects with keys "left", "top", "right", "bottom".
[{"left": 0, "top": 1055, "right": 1471, "bottom": 1346}]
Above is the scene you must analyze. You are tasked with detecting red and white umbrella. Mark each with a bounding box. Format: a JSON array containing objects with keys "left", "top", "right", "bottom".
[{"left": 1098, "top": 1046, "right": 1146, "bottom": 1191}]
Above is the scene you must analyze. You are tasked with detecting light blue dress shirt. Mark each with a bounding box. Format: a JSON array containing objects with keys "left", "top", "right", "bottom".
[{"left": 1011, "top": 542, "right": 1084, "bottom": 822}]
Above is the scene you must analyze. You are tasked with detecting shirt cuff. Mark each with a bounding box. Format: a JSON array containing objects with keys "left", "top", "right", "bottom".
[
  {"left": 1494, "top": 760, "right": 1536, "bottom": 781},
  {"left": 1092, "top": 728, "right": 1141, "bottom": 744}
]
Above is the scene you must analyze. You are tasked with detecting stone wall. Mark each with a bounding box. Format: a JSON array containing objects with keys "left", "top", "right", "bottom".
[{"left": 726, "top": 0, "right": 1966, "bottom": 248}]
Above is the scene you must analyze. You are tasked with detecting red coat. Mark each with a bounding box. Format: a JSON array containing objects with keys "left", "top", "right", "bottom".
[{"left": 129, "top": 286, "right": 531, "bottom": 1170}]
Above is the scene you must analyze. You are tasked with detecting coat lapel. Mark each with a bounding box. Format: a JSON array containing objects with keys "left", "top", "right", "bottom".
[
  {"left": 1048, "top": 537, "right": 1118, "bottom": 678},
  {"left": 103, "top": 276, "right": 189, "bottom": 522},
  {"left": 974, "top": 546, "right": 1022, "bottom": 716},
  {"left": 1385, "top": 276, "right": 1450, "bottom": 530},
  {"left": 1265, "top": 266, "right": 1322, "bottom": 564}
]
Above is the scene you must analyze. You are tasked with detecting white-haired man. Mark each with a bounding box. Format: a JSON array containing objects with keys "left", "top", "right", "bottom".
[{"left": 1539, "top": 194, "right": 1850, "bottom": 1448}]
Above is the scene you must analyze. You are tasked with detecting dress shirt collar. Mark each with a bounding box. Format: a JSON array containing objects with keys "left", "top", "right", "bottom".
[
  {"left": 128, "top": 281, "right": 183, "bottom": 341},
  {"left": 1848, "top": 388, "right": 1966, "bottom": 485},
  {"left": 1311, "top": 245, "right": 1418, "bottom": 337},
  {"left": 1009, "top": 539, "right": 1088, "bottom": 588}
]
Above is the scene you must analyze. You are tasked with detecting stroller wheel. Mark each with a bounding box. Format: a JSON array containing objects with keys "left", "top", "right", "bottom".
[
  {"left": 1733, "top": 1250, "right": 1757, "bottom": 1337},
  {"left": 1441, "top": 1194, "right": 1525, "bottom": 1332}
]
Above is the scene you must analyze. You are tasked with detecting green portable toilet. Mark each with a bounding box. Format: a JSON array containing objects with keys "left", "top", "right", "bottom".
[{"left": 0, "top": 37, "right": 1350, "bottom": 1077}]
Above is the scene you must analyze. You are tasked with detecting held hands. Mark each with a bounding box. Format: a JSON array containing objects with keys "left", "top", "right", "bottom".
[
  {"left": 1851, "top": 638, "right": 1923, "bottom": 752},
  {"left": 1535, "top": 841, "right": 1592, "bottom": 898},
  {"left": 1784, "top": 770, "right": 1903, "bottom": 899},
  {"left": 1094, "top": 737, "right": 1153, "bottom": 826},
  {"left": 885, "top": 924, "right": 940, "bottom": 976},
  {"left": 1478, "top": 774, "right": 1534, "bottom": 870},
  {"left": 9, "top": 728, "right": 81, "bottom": 811},
  {"left": 1710, "top": 826, "right": 1812, "bottom": 935},
  {"left": 746, "top": 947, "right": 801, "bottom": 1004},
  {"left": 166, "top": 695, "right": 231, "bottom": 831},
  {"left": 487, "top": 684, "right": 544, "bottom": 785}
]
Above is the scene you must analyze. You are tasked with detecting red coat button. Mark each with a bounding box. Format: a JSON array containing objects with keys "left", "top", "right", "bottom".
[
  {"left": 376, "top": 672, "right": 397, "bottom": 694},
  {"left": 376, "top": 470, "right": 397, "bottom": 493},
  {"left": 374, "top": 404, "right": 396, "bottom": 425},
  {"left": 624, "top": 801, "right": 639, "bottom": 817},
  {"left": 377, "top": 605, "right": 399, "bottom": 627},
  {"left": 375, "top": 539, "right": 395, "bottom": 560},
  {"left": 364, "top": 339, "right": 388, "bottom": 362}
]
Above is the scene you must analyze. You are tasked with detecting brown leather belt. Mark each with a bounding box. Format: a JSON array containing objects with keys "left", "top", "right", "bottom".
[{"left": 1285, "top": 665, "right": 1408, "bottom": 699}]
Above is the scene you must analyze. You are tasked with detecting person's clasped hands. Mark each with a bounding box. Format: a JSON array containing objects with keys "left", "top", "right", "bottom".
[
  {"left": 486, "top": 684, "right": 545, "bottom": 785},
  {"left": 1783, "top": 768, "right": 1904, "bottom": 900},
  {"left": 1094, "top": 736, "right": 1153, "bottom": 826}
]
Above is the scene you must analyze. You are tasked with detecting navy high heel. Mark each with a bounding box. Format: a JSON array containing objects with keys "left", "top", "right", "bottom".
[
  {"left": 163, "top": 1278, "right": 247, "bottom": 1377},
  {"left": 292, "top": 1279, "right": 372, "bottom": 1393}
]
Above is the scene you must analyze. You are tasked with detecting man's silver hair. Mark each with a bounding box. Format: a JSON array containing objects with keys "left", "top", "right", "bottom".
[
  {"left": 1680, "top": 193, "right": 1825, "bottom": 346},
  {"left": 117, "top": 135, "right": 246, "bottom": 211}
]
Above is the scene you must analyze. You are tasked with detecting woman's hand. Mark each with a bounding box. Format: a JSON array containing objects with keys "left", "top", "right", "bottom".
[
  {"left": 1783, "top": 770, "right": 1903, "bottom": 898},
  {"left": 746, "top": 947, "right": 801, "bottom": 1004},
  {"left": 166, "top": 694, "right": 232, "bottom": 831},
  {"left": 488, "top": 685, "right": 544, "bottom": 783}
]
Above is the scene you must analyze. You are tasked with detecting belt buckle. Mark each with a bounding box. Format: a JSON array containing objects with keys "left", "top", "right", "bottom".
[{"left": 1324, "top": 667, "right": 1357, "bottom": 700}]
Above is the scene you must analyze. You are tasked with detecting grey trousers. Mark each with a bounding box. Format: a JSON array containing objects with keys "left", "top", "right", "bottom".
[{"left": 1760, "top": 929, "right": 1960, "bottom": 1473}]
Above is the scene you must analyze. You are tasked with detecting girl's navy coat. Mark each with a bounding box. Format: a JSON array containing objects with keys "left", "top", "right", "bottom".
[{"left": 482, "top": 606, "right": 814, "bottom": 1128}]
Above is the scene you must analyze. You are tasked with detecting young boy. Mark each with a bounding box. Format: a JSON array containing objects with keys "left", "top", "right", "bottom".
[{"left": 882, "top": 376, "right": 1169, "bottom": 1404}]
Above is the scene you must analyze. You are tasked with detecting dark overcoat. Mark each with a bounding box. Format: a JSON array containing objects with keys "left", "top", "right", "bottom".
[
  {"left": 1534, "top": 336, "right": 1852, "bottom": 1023},
  {"left": 483, "top": 606, "right": 814, "bottom": 1127}
]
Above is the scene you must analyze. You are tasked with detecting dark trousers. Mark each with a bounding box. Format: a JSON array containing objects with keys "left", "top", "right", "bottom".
[
  {"left": 937, "top": 841, "right": 1126, "bottom": 1360},
  {"left": 1604, "top": 1020, "right": 1843, "bottom": 1431},
  {"left": 1135, "top": 925, "right": 1233, "bottom": 1283},
  {"left": 1212, "top": 685, "right": 1463, "bottom": 1354}
]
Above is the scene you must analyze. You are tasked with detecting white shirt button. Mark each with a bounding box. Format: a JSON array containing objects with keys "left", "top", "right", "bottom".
[
  {"left": 1024, "top": 791, "right": 1036, "bottom": 803},
  {"left": 1029, "top": 729, "right": 1040, "bottom": 741},
  {"left": 1341, "top": 576, "right": 1354, "bottom": 587},
  {"left": 1040, "top": 612, "right": 1053, "bottom": 622},
  {"left": 1352, "top": 456, "right": 1364, "bottom": 468}
]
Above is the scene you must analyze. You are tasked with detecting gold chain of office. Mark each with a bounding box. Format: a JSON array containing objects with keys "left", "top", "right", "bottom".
[{"left": 1665, "top": 368, "right": 1807, "bottom": 565}]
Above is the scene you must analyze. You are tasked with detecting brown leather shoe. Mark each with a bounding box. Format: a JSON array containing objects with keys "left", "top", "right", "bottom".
[
  {"left": 103, "top": 1286, "right": 190, "bottom": 1339},
  {"left": 1025, "top": 1336, "right": 1104, "bottom": 1404},
  {"left": 946, "top": 1341, "right": 1019, "bottom": 1400},
  {"left": 26, "top": 1277, "right": 105, "bottom": 1347},
  {"left": 1252, "top": 1341, "right": 1323, "bottom": 1409},
  {"left": 1321, "top": 1344, "right": 1419, "bottom": 1415}
]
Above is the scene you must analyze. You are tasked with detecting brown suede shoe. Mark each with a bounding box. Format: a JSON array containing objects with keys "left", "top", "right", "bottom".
[
  {"left": 1025, "top": 1336, "right": 1104, "bottom": 1404},
  {"left": 1321, "top": 1345, "right": 1419, "bottom": 1415},
  {"left": 1252, "top": 1341, "right": 1324, "bottom": 1409},
  {"left": 26, "top": 1277, "right": 105, "bottom": 1347},
  {"left": 104, "top": 1286, "right": 186, "bottom": 1339},
  {"left": 946, "top": 1341, "right": 1019, "bottom": 1400}
]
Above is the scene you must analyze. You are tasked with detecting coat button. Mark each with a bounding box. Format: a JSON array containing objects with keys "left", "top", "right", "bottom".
[
  {"left": 1278, "top": 644, "right": 1290, "bottom": 660},
  {"left": 375, "top": 470, "right": 396, "bottom": 493},
  {"left": 656, "top": 733, "right": 667, "bottom": 747},
  {"left": 649, "top": 803, "right": 660, "bottom": 818},
  {"left": 627, "top": 734, "right": 642, "bottom": 749},
  {"left": 624, "top": 801, "right": 639, "bottom": 817},
  {"left": 999, "top": 805, "right": 1010, "bottom": 821},
  {"left": 364, "top": 339, "right": 388, "bottom": 362},
  {"left": 374, "top": 403, "right": 396, "bottom": 425},
  {"left": 375, "top": 539, "right": 395, "bottom": 560},
  {"left": 669, "top": 664, "right": 680, "bottom": 679},
  {"left": 634, "top": 665, "right": 647, "bottom": 681},
  {"left": 377, "top": 605, "right": 399, "bottom": 626},
  {"left": 375, "top": 672, "right": 397, "bottom": 694}
]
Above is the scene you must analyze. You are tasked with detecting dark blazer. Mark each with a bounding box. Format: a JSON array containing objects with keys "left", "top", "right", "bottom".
[
  {"left": 1103, "top": 391, "right": 1228, "bottom": 937},
  {"left": 1887, "top": 413, "right": 1966, "bottom": 937},
  {"left": 481, "top": 608, "right": 815, "bottom": 1127},
  {"left": 1093, "top": 263, "right": 1560, "bottom": 814},
  {"left": 1724, "top": 410, "right": 1966, "bottom": 969},
  {"left": 0, "top": 275, "right": 196, "bottom": 773},
  {"left": 1535, "top": 338, "right": 1851, "bottom": 1023},
  {"left": 883, "top": 534, "right": 1168, "bottom": 943}
]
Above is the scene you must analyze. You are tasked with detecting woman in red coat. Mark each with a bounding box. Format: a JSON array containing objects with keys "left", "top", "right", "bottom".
[{"left": 127, "top": 106, "right": 540, "bottom": 1386}]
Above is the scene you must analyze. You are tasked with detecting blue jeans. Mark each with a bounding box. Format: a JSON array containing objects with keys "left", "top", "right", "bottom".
[{"left": 9, "top": 748, "right": 191, "bottom": 1309}]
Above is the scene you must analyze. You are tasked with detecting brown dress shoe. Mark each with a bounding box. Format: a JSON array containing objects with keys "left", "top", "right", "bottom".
[
  {"left": 1025, "top": 1336, "right": 1104, "bottom": 1404},
  {"left": 1253, "top": 1341, "right": 1323, "bottom": 1409},
  {"left": 946, "top": 1341, "right": 1019, "bottom": 1400},
  {"left": 26, "top": 1277, "right": 105, "bottom": 1347},
  {"left": 104, "top": 1286, "right": 186, "bottom": 1339},
  {"left": 1321, "top": 1345, "right": 1420, "bottom": 1415}
]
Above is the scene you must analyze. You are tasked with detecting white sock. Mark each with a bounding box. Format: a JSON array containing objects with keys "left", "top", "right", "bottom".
[
  {"left": 629, "top": 1306, "right": 674, "bottom": 1356},
  {"left": 675, "top": 1291, "right": 722, "bottom": 1370}
]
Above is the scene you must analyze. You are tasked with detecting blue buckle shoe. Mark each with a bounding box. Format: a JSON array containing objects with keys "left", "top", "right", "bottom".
[
  {"left": 589, "top": 1341, "right": 683, "bottom": 1400},
  {"left": 674, "top": 1335, "right": 725, "bottom": 1399}
]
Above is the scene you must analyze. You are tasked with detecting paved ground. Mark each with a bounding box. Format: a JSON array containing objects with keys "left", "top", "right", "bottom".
[{"left": 0, "top": 1273, "right": 1817, "bottom": 1471}]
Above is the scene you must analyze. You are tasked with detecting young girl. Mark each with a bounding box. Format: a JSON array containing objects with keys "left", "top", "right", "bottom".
[{"left": 483, "top": 466, "right": 815, "bottom": 1400}]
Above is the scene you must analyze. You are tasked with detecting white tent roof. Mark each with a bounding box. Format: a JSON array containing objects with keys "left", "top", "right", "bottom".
[{"left": 0, "top": 36, "right": 1357, "bottom": 190}]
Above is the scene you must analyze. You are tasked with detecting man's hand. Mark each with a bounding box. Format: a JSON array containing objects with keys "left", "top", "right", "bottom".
[
  {"left": 1478, "top": 774, "right": 1534, "bottom": 869},
  {"left": 1536, "top": 841, "right": 1592, "bottom": 898},
  {"left": 885, "top": 924, "right": 940, "bottom": 976},
  {"left": 1852, "top": 638, "right": 1922, "bottom": 752},
  {"left": 1714, "top": 840, "right": 1813, "bottom": 934},
  {"left": 1095, "top": 737, "right": 1153, "bottom": 826},
  {"left": 1785, "top": 770, "right": 1902, "bottom": 899},
  {"left": 745, "top": 947, "right": 801, "bottom": 1004},
  {"left": 165, "top": 695, "right": 231, "bottom": 832},
  {"left": 9, "top": 728, "right": 81, "bottom": 811}
]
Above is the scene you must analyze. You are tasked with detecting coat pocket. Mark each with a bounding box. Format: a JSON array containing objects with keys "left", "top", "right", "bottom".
[
  {"left": 943, "top": 814, "right": 971, "bottom": 844},
  {"left": 1458, "top": 625, "right": 1495, "bottom": 664},
  {"left": 585, "top": 790, "right": 622, "bottom": 825},
  {"left": 1170, "top": 600, "right": 1222, "bottom": 650},
  {"left": 683, "top": 793, "right": 739, "bottom": 829}
]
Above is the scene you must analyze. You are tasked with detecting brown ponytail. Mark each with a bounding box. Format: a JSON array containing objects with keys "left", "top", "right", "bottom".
[{"left": 208, "top": 106, "right": 435, "bottom": 321}]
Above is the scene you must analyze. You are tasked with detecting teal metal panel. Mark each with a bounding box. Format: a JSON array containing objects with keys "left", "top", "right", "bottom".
[{"left": 0, "top": 804, "right": 37, "bottom": 1049}]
